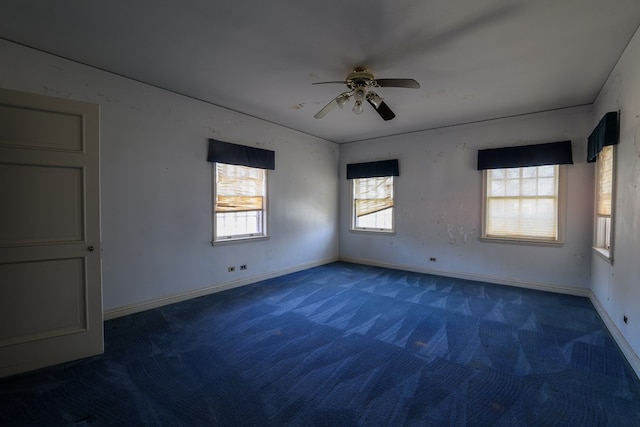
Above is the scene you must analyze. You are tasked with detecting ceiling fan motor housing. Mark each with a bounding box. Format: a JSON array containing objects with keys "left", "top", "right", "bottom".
[{"left": 346, "top": 67, "right": 375, "bottom": 89}]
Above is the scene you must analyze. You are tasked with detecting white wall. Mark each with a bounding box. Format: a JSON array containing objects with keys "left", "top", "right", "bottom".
[
  {"left": 4, "top": 31, "right": 638, "bottom": 367},
  {"left": 591, "top": 26, "right": 640, "bottom": 362},
  {"left": 0, "top": 39, "right": 340, "bottom": 313},
  {"left": 340, "top": 106, "right": 595, "bottom": 292}
]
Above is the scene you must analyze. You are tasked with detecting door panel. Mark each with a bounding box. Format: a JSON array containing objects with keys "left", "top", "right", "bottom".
[
  {"left": 0, "top": 104, "right": 83, "bottom": 151},
  {"left": 0, "top": 88, "right": 102, "bottom": 378},
  {"left": 0, "top": 163, "right": 84, "bottom": 245},
  {"left": 0, "top": 257, "right": 86, "bottom": 345}
]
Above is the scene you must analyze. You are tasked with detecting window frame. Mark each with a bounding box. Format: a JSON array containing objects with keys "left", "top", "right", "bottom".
[
  {"left": 593, "top": 144, "right": 616, "bottom": 263},
  {"left": 481, "top": 164, "right": 566, "bottom": 245},
  {"left": 350, "top": 175, "right": 396, "bottom": 234},
  {"left": 212, "top": 162, "right": 269, "bottom": 244}
]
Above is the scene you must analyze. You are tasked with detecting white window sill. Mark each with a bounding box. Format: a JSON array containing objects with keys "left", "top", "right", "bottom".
[
  {"left": 212, "top": 235, "right": 270, "bottom": 246},
  {"left": 480, "top": 236, "right": 564, "bottom": 247},
  {"left": 350, "top": 228, "right": 396, "bottom": 236},
  {"left": 593, "top": 247, "right": 613, "bottom": 264}
]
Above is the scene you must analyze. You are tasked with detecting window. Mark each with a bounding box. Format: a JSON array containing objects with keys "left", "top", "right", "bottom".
[
  {"left": 594, "top": 145, "right": 615, "bottom": 259},
  {"left": 483, "top": 165, "right": 562, "bottom": 243},
  {"left": 214, "top": 163, "right": 267, "bottom": 241},
  {"left": 352, "top": 176, "right": 395, "bottom": 232}
]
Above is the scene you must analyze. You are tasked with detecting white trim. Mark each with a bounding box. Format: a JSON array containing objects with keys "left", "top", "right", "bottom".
[
  {"left": 349, "top": 229, "right": 396, "bottom": 236},
  {"left": 103, "top": 256, "right": 339, "bottom": 320},
  {"left": 592, "top": 246, "right": 613, "bottom": 264},
  {"left": 211, "top": 235, "right": 271, "bottom": 246},
  {"left": 339, "top": 256, "right": 590, "bottom": 297},
  {"left": 589, "top": 292, "right": 640, "bottom": 378}
]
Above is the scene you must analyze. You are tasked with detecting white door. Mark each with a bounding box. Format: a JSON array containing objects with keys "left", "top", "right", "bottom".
[{"left": 0, "top": 88, "right": 103, "bottom": 378}]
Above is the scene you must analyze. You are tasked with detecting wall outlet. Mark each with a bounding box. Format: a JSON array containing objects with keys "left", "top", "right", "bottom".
[
  {"left": 228, "top": 266, "right": 235, "bottom": 272},
  {"left": 240, "top": 264, "right": 247, "bottom": 270},
  {"left": 429, "top": 257, "right": 437, "bottom": 262}
]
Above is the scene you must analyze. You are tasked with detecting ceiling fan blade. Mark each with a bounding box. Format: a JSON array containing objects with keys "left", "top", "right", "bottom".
[
  {"left": 314, "top": 98, "right": 338, "bottom": 119},
  {"left": 375, "top": 78, "right": 420, "bottom": 89},
  {"left": 314, "top": 92, "right": 351, "bottom": 119},
  {"left": 367, "top": 98, "right": 396, "bottom": 121},
  {"left": 312, "top": 81, "right": 347, "bottom": 85}
]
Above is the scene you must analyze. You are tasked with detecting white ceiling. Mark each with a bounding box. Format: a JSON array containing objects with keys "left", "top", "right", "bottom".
[{"left": 2, "top": 1, "right": 640, "bottom": 143}]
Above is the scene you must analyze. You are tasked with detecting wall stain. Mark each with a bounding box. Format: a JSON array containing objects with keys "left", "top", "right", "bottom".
[
  {"left": 42, "top": 86, "right": 60, "bottom": 96},
  {"left": 96, "top": 93, "right": 113, "bottom": 102},
  {"left": 432, "top": 152, "right": 444, "bottom": 164},
  {"left": 447, "top": 224, "right": 456, "bottom": 244},
  {"left": 47, "top": 63, "right": 65, "bottom": 72}
]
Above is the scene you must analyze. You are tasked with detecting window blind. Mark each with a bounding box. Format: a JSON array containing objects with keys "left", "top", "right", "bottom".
[
  {"left": 485, "top": 165, "right": 558, "bottom": 240},
  {"left": 215, "top": 163, "right": 264, "bottom": 213},
  {"left": 597, "top": 145, "right": 613, "bottom": 216},
  {"left": 354, "top": 176, "right": 394, "bottom": 217}
]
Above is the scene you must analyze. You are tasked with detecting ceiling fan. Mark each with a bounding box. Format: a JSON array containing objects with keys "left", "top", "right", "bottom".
[{"left": 313, "top": 67, "right": 420, "bottom": 121}]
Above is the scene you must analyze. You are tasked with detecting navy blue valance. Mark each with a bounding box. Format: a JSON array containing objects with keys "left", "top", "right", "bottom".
[
  {"left": 347, "top": 159, "right": 399, "bottom": 179},
  {"left": 207, "top": 139, "right": 275, "bottom": 169},
  {"left": 477, "top": 140, "right": 573, "bottom": 170},
  {"left": 587, "top": 111, "right": 619, "bottom": 162}
]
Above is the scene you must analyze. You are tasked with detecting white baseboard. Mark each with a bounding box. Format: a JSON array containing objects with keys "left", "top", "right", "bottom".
[
  {"left": 339, "top": 256, "right": 591, "bottom": 297},
  {"left": 103, "top": 256, "right": 339, "bottom": 320},
  {"left": 589, "top": 293, "right": 640, "bottom": 378}
]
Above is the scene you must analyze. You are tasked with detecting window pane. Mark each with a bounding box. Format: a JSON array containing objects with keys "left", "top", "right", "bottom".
[
  {"left": 598, "top": 145, "right": 613, "bottom": 216},
  {"left": 216, "top": 211, "right": 262, "bottom": 237},
  {"left": 492, "top": 169, "right": 505, "bottom": 179},
  {"left": 484, "top": 165, "right": 559, "bottom": 241},
  {"left": 356, "top": 207, "right": 393, "bottom": 229},
  {"left": 506, "top": 169, "right": 520, "bottom": 178},
  {"left": 596, "top": 216, "right": 611, "bottom": 250},
  {"left": 506, "top": 179, "right": 520, "bottom": 196},
  {"left": 537, "top": 177, "right": 555, "bottom": 196},
  {"left": 353, "top": 176, "right": 394, "bottom": 231},
  {"left": 595, "top": 145, "right": 614, "bottom": 255},
  {"left": 521, "top": 178, "right": 537, "bottom": 196},
  {"left": 490, "top": 179, "right": 505, "bottom": 196},
  {"left": 214, "top": 163, "right": 266, "bottom": 240}
]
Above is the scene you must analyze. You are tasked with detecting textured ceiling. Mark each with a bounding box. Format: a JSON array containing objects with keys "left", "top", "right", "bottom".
[{"left": 1, "top": 0, "right": 640, "bottom": 143}]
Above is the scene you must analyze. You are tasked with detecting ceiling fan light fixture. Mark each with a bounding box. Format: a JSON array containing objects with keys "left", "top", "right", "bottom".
[
  {"left": 367, "top": 92, "right": 383, "bottom": 108},
  {"left": 352, "top": 87, "right": 367, "bottom": 114},
  {"left": 336, "top": 93, "right": 350, "bottom": 108},
  {"left": 353, "top": 87, "right": 366, "bottom": 100}
]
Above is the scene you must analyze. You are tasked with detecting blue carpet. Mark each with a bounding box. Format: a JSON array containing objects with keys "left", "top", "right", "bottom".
[{"left": 1, "top": 262, "right": 639, "bottom": 425}]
